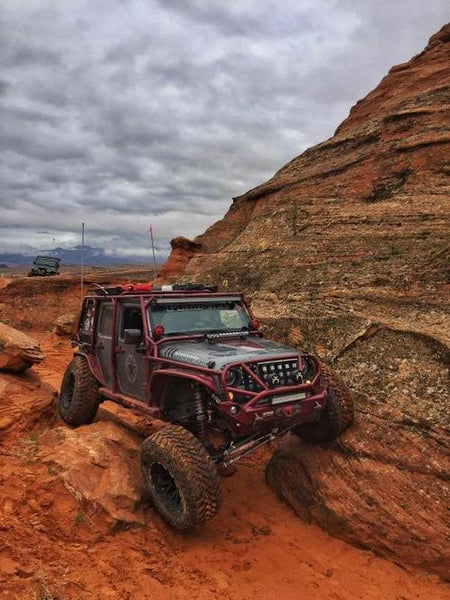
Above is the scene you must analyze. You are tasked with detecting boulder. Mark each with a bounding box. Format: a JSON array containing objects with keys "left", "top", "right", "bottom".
[
  {"left": 40, "top": 421, "right": 145, "bottom": 529},
  {"left": 0, "top": 322, "right": 45, "bottom": 372},
  {"left": 265, "top": 394, "right": 450, "bottom": 580},
  {"left": 54, "top": 312, "right": 76, "bottom": 336},
  {"left": 0, "top": 370, "right": 56, "bottom": 443}
]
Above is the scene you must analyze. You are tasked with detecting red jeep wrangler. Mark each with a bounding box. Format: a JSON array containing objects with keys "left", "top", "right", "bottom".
[{"left": 59, "top": 283, "right": 353, "bottom": 530}]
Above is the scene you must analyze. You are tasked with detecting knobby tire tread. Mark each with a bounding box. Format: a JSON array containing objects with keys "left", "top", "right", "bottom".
[
  {"left": 59, "top": 356, "right": 100, "bottom": 426},
  {"left": 319, "top": 361, "right": 354, "bottom": 432},
  {"left": 141, "top": 425, "right": 222, "bottom": 530}
]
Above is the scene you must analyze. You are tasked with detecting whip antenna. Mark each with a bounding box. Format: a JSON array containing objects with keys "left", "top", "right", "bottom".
[
  {"left": 148, "top": 224, "right": 157, "bottom": 280},
  {"left": 80, "top": 222, "right": 85, "bottom": 303}
]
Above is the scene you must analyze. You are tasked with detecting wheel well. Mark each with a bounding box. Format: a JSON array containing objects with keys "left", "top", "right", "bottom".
[{"left": 151, "top": 376, "right": 197, "bottom": 416}]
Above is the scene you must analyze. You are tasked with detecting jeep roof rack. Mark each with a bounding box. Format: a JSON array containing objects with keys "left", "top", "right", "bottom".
[
  {"left": 35, "top": 255, "right": 61, "bottom": 262},
  {"left": 86, "top": 282, "right": 218, "bottom": 297}
]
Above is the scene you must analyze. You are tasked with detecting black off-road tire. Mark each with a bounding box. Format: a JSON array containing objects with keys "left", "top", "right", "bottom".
[
  {"left": 293, "top": 362, "right": 354, "bottom": 442},
  {"left": 58, "top": 356, "right": 101, "bottom": 427},
  {"left": 141, "top": 425, "right": 222, "bottom": 531}
]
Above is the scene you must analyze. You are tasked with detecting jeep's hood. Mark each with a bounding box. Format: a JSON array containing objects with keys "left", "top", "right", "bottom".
[{"left": 159, "top": 336, "right": 299, "bottom": 370}]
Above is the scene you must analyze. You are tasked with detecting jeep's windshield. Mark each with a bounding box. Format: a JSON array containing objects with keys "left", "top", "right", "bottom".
[{"left": 149, "top": 298, "right": 251, "bottom": 335}]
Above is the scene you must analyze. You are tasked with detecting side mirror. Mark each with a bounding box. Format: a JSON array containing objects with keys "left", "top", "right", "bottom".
[{"left": 123, "top": 328, "right": 142, "bottom": 344}]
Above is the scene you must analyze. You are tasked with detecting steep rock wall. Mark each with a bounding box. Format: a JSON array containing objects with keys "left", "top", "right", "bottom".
[{"left": 159, "top": 25, "right": 450, "bottom": 576}]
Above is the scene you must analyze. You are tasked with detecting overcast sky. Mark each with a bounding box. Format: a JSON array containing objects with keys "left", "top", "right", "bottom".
[{"left": 1, "top": 1, "right": 448, "bottom": 260}]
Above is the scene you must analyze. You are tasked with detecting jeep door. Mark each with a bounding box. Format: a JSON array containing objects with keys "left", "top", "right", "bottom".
[
  {"left": 96, "top": 300, "right": 114, "bottom": 386},
  {"left": 115, "top": 302, "right": 147, "bottom": 400}
]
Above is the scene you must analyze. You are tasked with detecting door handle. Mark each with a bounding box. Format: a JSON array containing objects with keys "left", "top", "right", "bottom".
[
  {"left": 97, "top": 342, "right": 105, "bottom": 350},
  {"left": 115, "top": 347, "right": 126, "bottom": 354}
]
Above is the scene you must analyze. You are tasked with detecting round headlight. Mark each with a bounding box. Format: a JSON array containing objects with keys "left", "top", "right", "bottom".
[{"left": 225, "top": 368, "right": 241, "bottom": 388}]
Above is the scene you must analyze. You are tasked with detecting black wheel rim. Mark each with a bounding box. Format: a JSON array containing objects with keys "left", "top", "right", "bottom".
[
  {"left": 150, "top": 463, "right": 183, "bottom": 517},
  {"left": 61, "top": 373, "right": 75, "bottom": 411}
]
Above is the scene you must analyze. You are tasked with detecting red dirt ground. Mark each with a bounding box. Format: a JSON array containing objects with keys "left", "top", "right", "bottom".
[{"left": 0, "top": 331, "right": 448, "bottom": 599}]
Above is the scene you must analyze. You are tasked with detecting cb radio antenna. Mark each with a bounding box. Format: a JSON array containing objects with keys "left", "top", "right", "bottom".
[
  {"left": 148, "top": 224, "right": 157, "bottom": 280},
  {"left": 80, "top": 222, "right": 85, "bottom": 303}
]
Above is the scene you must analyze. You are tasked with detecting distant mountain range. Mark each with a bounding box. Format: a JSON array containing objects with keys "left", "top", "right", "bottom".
[{"left": 0, "top": 245, "right": 164, "bottom": 267}]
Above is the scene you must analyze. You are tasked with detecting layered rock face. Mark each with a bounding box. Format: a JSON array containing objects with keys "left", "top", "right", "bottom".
[
  {"left": 159, "top": 25, "right": 450, "bottom": 576},
  {"left": 266, "top": 392, "right": 449, "bottom": 579},
  {"left": 162, "top": 25, "right": 449, "bottom": 352}
]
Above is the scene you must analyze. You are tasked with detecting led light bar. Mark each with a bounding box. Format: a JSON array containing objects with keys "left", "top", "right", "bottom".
[
  {"left": 154, "top": 296, "right": 241, "bottom": 305},
  {"left": 271, "top": 391, "right": 307, "bottom": 405}
]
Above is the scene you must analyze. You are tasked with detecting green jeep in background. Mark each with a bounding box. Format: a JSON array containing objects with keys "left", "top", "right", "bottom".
[{"left": 28, "top": 256, "right": 61, "bottom": 277}]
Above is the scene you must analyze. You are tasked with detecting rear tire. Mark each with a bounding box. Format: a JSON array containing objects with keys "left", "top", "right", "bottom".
[
  {"left": 293, "top": 362, "right": 354, "bottom": 442},
  {"left": 141, "top": 425, "right": 222, "bottom": 531},
  {"left": 58, "top": 356, "right": 101, "bottom": 427}
]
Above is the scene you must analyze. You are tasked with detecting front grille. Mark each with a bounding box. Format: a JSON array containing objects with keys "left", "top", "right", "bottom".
[
  {"left": 225, "top": 359, "right": 300, "bottom": 393},
  {"left": 252, "top": 359, "right": 300, "bottom": 388}
]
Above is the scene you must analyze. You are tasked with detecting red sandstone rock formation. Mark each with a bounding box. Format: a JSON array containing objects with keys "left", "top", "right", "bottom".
[
  {"left": 0, "top": 323, "right": 46, "bottom": 372},
  {"left": 40, "top": 421, "right": 145, "bottom": 530},
  {"left": 161, "top": 25, "right": 449, "bottom": 352},
  {"left": 54, "top": 312, "right": 77, "bottom": 337},
  {"left": 159, "top": 25, "right": 450, "bottom": 577},
  {"left": 157, "top": 236, "right": 202, "bottom": 282},
  {"left": 0, "top": 371, "right": 55, "bottom": 442},
  {"left": 265, "top": 394, "right": 450, "bottom": 579}
]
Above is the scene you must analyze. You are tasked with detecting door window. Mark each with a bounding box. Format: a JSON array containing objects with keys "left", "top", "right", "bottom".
[
  {"left": 98, "top": 302, "right": 114, "bottom": 337},
  {"left": 120, "top": 306, "right": 143, "bottom": 342}
]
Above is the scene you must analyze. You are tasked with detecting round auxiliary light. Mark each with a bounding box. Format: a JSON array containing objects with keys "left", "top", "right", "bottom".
[
  {"left": 154, "top": 325, "right": 165, "bottom": 338},
  {"left": 294, "top": 370, "right": 303, "bottom": 383},
  {"left": 268, "top": 373, "right": 281, "bottom": 387}
]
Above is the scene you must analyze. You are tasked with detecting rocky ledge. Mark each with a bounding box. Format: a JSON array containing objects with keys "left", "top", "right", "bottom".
[{"left": 266, "top": 389, "right": 449, "bottom": 580}]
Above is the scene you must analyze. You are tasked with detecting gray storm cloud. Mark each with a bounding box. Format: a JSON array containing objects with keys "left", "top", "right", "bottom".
[{"left": 0, "top": 0, "right": 448, "bottom": 259}]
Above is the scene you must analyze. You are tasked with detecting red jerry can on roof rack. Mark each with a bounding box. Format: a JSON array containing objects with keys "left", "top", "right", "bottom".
[{"left": 124, "top": 283, "right": 153, "bottom": 292}]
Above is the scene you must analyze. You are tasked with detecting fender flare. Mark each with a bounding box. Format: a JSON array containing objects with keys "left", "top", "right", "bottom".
[{"left": 73, "top": 350, "right": 104, "bottom": 386}]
